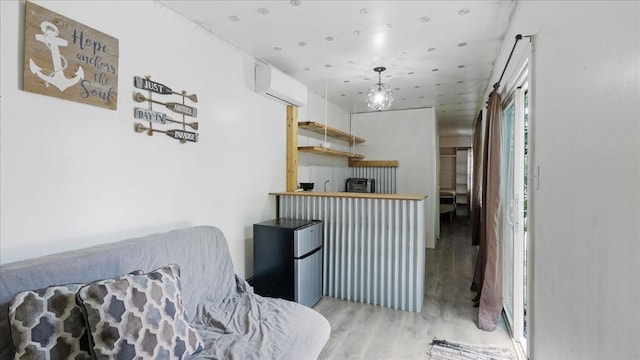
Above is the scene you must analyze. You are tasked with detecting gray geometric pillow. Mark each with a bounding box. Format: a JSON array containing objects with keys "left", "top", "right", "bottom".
[
  {"left": 77, "top": 264, "right": 203, "bottom": 359},
  {"left": 8, "top": 284, "right": 92, "bottom": 360}
]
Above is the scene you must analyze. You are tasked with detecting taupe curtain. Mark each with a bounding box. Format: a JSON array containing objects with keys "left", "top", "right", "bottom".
[
  {"left": 470, "top": 111, "right": 484, "bottom": 247},
  {"left": 472, "top": 84, "right": 504, "bottom": 331}
]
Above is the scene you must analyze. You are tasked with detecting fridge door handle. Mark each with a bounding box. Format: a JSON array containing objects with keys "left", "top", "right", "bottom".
[{"left": 294, "top": 246, "right": 322, "bottom": 260}]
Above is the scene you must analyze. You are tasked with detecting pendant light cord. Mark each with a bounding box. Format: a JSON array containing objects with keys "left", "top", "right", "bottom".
[
  {"left": 351, "top": 104, "right": 356, "bottom": 154},
  {"left": 324, "top": 83, "right": 328, "bottom": 147}
]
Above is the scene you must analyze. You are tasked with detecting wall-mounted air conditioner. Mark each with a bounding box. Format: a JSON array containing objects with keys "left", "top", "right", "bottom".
[{"left": 255, "top": 63, "right": 307, "bottom": 107}]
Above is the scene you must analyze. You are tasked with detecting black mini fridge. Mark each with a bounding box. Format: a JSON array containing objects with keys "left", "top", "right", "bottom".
[{"left": 253, "top": 218, "right": 323, "bottom": 307}]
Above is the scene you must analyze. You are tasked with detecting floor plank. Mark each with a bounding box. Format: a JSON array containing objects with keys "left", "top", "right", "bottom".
[{"left": 314, "top": 217, "right": 514, "bottom": 359}]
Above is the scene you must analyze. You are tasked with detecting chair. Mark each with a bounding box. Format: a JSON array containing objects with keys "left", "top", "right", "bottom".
[{"left": 439, "top": 189, "right": 456, "bottom": 223}]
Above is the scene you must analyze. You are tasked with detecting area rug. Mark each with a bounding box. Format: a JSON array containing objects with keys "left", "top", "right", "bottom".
[{"left": 427, "top": 339, "right": 517, "bottom": 360}]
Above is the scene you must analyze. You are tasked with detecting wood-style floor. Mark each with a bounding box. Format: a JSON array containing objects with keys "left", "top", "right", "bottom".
[{"left": 313, "top": 217, "right": 514, "bottom": 360}]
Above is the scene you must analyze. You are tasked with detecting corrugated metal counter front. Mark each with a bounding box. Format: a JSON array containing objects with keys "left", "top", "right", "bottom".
[{"left": 270, "top": 192, "right": 427, "bottom": 313}]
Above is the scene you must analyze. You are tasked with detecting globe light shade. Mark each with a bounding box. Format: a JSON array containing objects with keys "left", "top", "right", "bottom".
[
  {"left": 366, "top": 66, "right": 393, "bottom": 111},
  {"left": 367, "top": 82, "right": 393, "bottom": 111}
]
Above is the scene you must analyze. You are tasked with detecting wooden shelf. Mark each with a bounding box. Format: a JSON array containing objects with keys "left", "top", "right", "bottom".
[
  {"left": 298, "top": 121, "right": 365, "bottom": 144},
  {"left": 349, "top": 160, "right": 399, "bottom": 168},
  {"left": 298, "top": 146, "right": 365, "bottom": 160}
]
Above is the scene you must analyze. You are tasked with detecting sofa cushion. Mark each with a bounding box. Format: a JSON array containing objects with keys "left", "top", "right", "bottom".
[
  {"left": 8, "top": 283, "right": 92, "bottom": 360},
  {"left": 77, "top": 264, "right": 203, "bottom": 359}
]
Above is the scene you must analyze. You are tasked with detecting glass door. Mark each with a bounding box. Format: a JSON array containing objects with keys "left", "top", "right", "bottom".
[
  {"left": 502, "top": 73, "right": 529, "bottom": 356},
  {"left": 502, "top": 101, "right": 516, "bottom": 327},
  {"left": 513, "top": 85, "right": 528, "bottom": 353}
]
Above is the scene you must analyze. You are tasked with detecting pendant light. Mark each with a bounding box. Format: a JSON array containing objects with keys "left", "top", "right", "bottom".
[{"left": 366, "top": 66, "right": 393, "bottom": 111}]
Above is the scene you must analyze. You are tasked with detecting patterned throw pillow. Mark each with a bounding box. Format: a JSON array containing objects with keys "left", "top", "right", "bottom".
[
  {"left": 8, "top": 284, "right": 92, "bottom": 360},
  {"left": 77, "top": 264, "right": 204, "bottom": 359}
]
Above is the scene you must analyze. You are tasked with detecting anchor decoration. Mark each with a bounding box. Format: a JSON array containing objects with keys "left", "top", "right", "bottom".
[
  {"left": 132, "top": 75, "right": 199, "bottom": 144},
  {"left": 29, "top": 21, "right": 84, "bottom": 92},
  {"left": 23, "top": 1, "right": 119, "bottom": 109}
]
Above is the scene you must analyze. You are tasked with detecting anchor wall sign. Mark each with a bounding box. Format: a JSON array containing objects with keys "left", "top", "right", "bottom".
[{"left": 23, "top": 1, "right": 119, "bottom": 110}]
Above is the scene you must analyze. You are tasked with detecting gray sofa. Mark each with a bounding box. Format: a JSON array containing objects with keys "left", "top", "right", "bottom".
[{"left": 0, "top": 226, "right": 330, "bottom": 359}]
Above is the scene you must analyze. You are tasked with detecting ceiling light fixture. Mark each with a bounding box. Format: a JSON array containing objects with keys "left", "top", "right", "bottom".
[
  {"left": 290, "top": 0, "right": 301, "bottom": 6},
  {"left": 366, "top": 67, "right": 393, "bottom": 111}
]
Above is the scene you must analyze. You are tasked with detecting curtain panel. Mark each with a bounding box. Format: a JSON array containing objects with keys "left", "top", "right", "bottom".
[
  {"left": 470, "top": 111, "right": 484, "bottom": 247},
  {"left": 472, "top": 84, "right": 504, "bottom": 331}
]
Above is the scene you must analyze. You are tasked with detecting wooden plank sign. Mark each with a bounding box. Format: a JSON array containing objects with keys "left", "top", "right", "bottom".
[
  {"left": 134, "top": 123, "right": 198, "bottom": 143},
  {"left": 134, "top": 107, "right": 199, "bottom": 130},
  {"left": 134, "top": 76, "right": 198, "bottom": 103},
  {"left": 134, "top": 93, "right": 197, "bottom": 117},
  {"left": 134, "top": 107, "right": 167, "bottom": 124},
  {"left": 23, "top": 1, "right": 119, "bottom": 110},
  {"left": 167, "top": 130, "right": 198, "bottom": 143}
]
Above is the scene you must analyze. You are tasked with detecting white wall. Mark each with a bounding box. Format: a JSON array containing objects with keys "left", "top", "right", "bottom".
[
  {"left": 352, "top": 108, "right": 439, "bottom": 248},
  {"left": 487, "top": 1, "right": 640, "bottom": 358},
  {"left": 0, "top": 0, "right": 290, "bottom": 278}
]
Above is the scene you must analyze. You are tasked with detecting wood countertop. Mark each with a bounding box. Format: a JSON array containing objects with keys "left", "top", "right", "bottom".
[{"left": 270, "top": 191, "right": 427, "bottom": 201}]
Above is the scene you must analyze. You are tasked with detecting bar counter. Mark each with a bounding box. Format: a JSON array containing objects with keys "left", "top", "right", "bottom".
[{"left": 270, "top": 191, "right": 427, "bottom": 312}]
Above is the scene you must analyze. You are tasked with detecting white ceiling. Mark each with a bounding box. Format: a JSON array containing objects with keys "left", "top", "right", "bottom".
[{"left": 160, "top": 0, "right": 516, "bottom": 135}]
